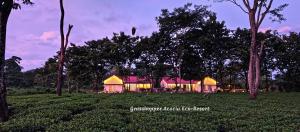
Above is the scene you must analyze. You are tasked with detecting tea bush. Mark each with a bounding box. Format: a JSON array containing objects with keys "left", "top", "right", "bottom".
[{"left": 0, "top": 93, "right": 299, "bottom": 131}]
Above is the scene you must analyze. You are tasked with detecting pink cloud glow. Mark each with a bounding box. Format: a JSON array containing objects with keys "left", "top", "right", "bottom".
[
  {"left": 277, "top": 26, "right": 292, "bottom": 33},
  {"left": 40, "top": 31, "right": 57, "bottom": 41},
  {"left": 258, "top": 27, "right": 271, "bottom": 33}
]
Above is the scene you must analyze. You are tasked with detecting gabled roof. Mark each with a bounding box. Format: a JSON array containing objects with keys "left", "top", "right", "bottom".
[
  {"left": 123, "top": 76, "right": 152, "bottom": 84},
  {"left": 104, "top": 75, "right": 123, "bottom": 85},
  {"left": 161, "top": 77, "right": 199, "bottom": 84}
]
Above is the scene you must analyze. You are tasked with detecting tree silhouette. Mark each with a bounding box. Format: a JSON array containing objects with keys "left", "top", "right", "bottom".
[
  {"left": 57, "top": 0, "right": 73, "bottom": 96},
  {"left": 215, "top": 0, "right": 288, "bottom": 99},
  {"left": 4, "top": 56, "right": 23, "bottom": 87},
  {"left": 0, "top": 0, "right": 33, "bottom": 122}
]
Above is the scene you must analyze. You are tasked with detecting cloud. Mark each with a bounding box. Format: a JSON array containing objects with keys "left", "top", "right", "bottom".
[
  {"left": 277, "top": 26, "right": 292, "bottom": 33},
  {"left": 259, "top": 26, "right": 296, "bottom": 34},
  {"left": 6, "top": 32, "right": 60, "bottom": 71},
  {"left": 40, "top": 31, "right": 57, "bottom": 41},
  {"left": 258, "top": 27, "right": 271, "bottom": 33}
]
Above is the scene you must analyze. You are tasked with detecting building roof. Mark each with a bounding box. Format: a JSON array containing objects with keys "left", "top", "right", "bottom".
[
  {"left": 104, "top": 75, "right": 123, "bottom": 85},
  {"left": 203, "top": 77, "right": 217, "bottom": 85},
  {"left": 161, "top": 77, "right": 199, "bottom": 84},
  {"left": 104, "top": 75, "right": 216, "bottom": 85},
  {"left": 123, "top": 76, "right": 152, "bottom": 84}
]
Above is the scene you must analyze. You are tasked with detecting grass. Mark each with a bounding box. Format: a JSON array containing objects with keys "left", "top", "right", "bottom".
[{"left": 0, "top": 92, "right": 299, "bottom": 131}]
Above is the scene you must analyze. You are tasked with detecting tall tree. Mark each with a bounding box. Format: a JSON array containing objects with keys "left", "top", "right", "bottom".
[
  {"left": 0, "top": 0, "right": 33, "bottom": 122},
  {"left": 4, "top": 56, "right": 23, "bottom": 87},
  {"left": 156, "top": 4, "right": 215, "bottom": 89},
  {"left": 216, "top": 0, "right": 288, "bottom": 99},
  {"left": 136, "top": 35, "right": 160, "bottom": 88},
  {"left": 86, "top": 39, "right": 116, "bottom": 92},
  {"left": 259, "top": 30, "right": 282, "bottom": 91},
  {"left": 111, "top": 28, "right": 140, "bottom": 90},
  {"left": 180, "top": 48, "right": 203, "bottom": 91},
  {"left": 57, "top": 0, "right": 73, "bottom": 96},
  {"left": 276, "top": 32, "right": 300, "bottom": 92},
  {"left": 231, "top": 28, "right": 251, "bottom": 90},
  {"left": 192, "top": 15, "right": 231, "bottom": 90},
  {"left": 111, "top": 30, "right": 139, "bottom": 75},
  {"left": 65, "top": 38, "right": 118, "bottom": 92},
  {"left": 65, "top": 44, "right": 92, "bottom": 92},
  {"left": 44, "top": 57, "right": 58, "bottom": 88}
]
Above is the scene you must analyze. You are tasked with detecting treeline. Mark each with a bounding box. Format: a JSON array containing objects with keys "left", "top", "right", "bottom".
[{"left": 8, "top": 4, "right": 299, "bottom": 92}]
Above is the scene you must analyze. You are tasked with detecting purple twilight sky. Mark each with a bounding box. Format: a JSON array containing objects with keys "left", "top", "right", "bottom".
[{"left": 6, "top": 0, "right": 300, "bottom": 71}]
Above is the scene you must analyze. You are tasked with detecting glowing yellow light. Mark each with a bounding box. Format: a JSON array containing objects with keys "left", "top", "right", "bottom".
[
  {"left": 143, "top": 84, "right": 151, "bottom": 89},
  {"left": 128, "top": 83, "right": 152, "bottom": 89},
  {"left": 204, "top": 77, "right": 217, "bottom": 85},
  {"left": 137, "top": 84, "right": 144, "bottom": 88},
  {"left": 104, "top": 75, "right": 123, "bottom": 85}
]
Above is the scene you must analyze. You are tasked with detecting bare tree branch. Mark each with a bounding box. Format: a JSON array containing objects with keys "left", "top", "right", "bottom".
[
  {"left": 253, "top": 0, "right": 259, "bottom": 11},
  {"left": 258, "top": 41, "right": 265, "bottom": 59},
  {"left": 257, "top": 0, "right": 273, "bottom": 28},
  {"left": 64, "top": 24, "right": 73, "bottom": 50},
  {"left": 256, "top": 1, "right": 264, "bottom": 25},
  {"left": 228, "top": 0, "right": 248, "bottom": 13},
  {"left": 242, "top": 0, "right": 251, "bottom": 10}
]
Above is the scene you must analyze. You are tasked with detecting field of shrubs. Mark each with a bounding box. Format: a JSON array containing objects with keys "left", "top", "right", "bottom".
[{"left": 0, "top": 91, "right": 299, "bottom": 131}]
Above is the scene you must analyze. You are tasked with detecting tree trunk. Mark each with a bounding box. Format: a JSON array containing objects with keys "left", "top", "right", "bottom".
[
  {"left": 93, "top": 74, "right": 99, "bottom": 93},
  {"left": 244, "top": 70, "right": 248, "bottom": 92},
  {"left": 0, "top": 3, "right": 12, "bottom": 122},
  {"left": 218, "top": 63, "right": 224, "bottom": 89},
  {"left": 175, "top": 77, "right": 178, "bottom": 89},
  {"left": 200, "top": 77, "right": 205, "bottom": 93},
  {"left": 128, "top": 62, "right": 132, "bottom": 91},
  {"left": 56, "top": 0, "right": 65, "bottom": 96},
  {"left": 155, "top": 77, "right": 160, "bottom": 88},
  {"left": 248, "top": 38, "right": 257, "bottom": 99},
  {"left": 57, "top": 0, "right": 73, "bottom": 96},
  {"left": 93, "top": 79, "right": 98, "bottom": 93},
  {"left": 248, "top": 11, "right": 258, "bottom": 99},
  {"left": 150, "top": 71, "right": 154, "bottom": 89},
  {"left": 255, "top": 55, "right": 261, "bottom": 94},
  {"left": 265, "top": 70, "right": 269, "bottom": 92},
  {"left": 56, "top": 52, "right": 64, "bottom": 96},
  {"left": 0, "top": 18, "right": 9, "bottom": 122},
  {"left": 189, "top": 79, "right": 192, "bottom": 92}
]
